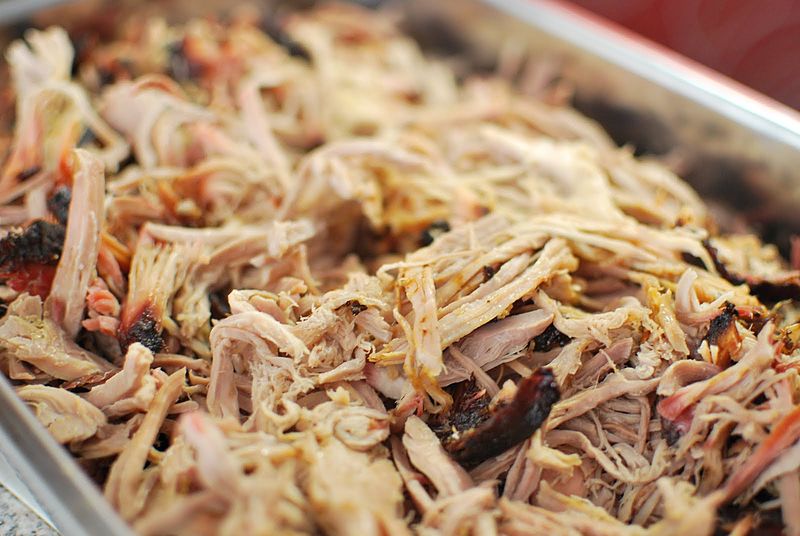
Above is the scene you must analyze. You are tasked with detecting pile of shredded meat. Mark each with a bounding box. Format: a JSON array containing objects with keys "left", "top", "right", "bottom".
[{"left": 2, "top": 4, "right": 800, "bottom": 535}]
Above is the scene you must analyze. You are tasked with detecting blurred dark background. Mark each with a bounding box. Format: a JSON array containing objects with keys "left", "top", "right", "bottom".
[{"left": 566, "top": 0, "right": 800, "bottom": 109}]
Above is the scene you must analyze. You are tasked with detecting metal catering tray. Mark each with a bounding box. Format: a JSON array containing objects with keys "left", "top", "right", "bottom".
[{"left": 1, "top": 0, "right": 799, "bottom": 534}]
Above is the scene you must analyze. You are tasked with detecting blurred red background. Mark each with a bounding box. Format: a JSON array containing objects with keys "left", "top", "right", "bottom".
[{"left": 565, "top": 0, "right": 800, "bottom": 109}]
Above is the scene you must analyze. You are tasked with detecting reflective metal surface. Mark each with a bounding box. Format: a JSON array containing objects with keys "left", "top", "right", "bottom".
[
  {"left": 0, "top": 0, "right": 70, "bottom": 23},
  {"left": 0, "top": 374, "right": 133, "bottom": 536},
  {"left": 1, "top": 1, "right": 799, "bottom": 534}
]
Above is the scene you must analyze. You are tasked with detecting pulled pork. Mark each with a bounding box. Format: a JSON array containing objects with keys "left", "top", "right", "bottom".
[{"left": 1, "top": 4, "right": 799, "bottom": 536}]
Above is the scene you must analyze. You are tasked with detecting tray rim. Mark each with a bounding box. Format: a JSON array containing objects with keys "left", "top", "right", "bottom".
[
  {"left": 488, "top": 0, "right": 800, "bottom": 148},
  {"left": 1, "top": 1, "right": 799, "bottom": 534}
]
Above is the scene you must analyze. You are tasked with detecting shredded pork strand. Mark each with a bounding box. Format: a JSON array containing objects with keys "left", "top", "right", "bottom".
[{"left": 1, "top": 4, "right": 799, "bottom": 536}]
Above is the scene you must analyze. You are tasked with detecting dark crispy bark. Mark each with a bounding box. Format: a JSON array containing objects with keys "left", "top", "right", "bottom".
[
  {"left": 704, "top": 239, "right": 800, "bottom": 303},
  {"left": 0, "top": 220, "right": 66, "bottom": 297},
  {"left": 681, "top": 251, "right": 707, "bottom": 270},
  {"left": 118, "top": 303, "right": 163, "bottom": 353},
  {"left": 0, "top": 220, "right": 65, "bottom": 269},
  {"left": 209, "top": 290, "right": 231, "bottom": 320},
  {"left": 658, "top": 404, "right": 694, "bottom": 445},
  {"left": 433, "top": 381, "right": 491, "bottom": 443},
  {"left": 345, "top": 301, "right": 367, "bottom": 316},
  {"left": 445, "top": 368, "right": 560, "bottom": 467},
  {"left": 703, "top": 302, "right": 741, "bottom": 367},
  {"left": 705, "top": 303, "right": 737, "bottom": 344},
  {"left": 418, "top": 220, "right": 450, "bottom": 247},
  {"left": 744, "top": 276, "right": 800, "bottom": 303},
  {"left": 47, "top": 186, "right": 72, "bottom": 225},
  {"left": 660, "top": 416, "right": 682, "bottom": 446},
  {"left": 531, "top": 324, "right": 571, "bottom": 353}
]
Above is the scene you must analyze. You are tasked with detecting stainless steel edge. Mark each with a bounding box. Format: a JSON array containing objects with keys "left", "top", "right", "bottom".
[
  {"left": 491, "top": 0, "right": 800, "bottom": 149},
  {"left": 0, "top": 374, "right": 133, "bottom": 536},
  {"left": 0, "top": 0, "right": 71, "bottom": 24},
  {"left": 1, "top": 0, "right": 800, "bottom": 534}
]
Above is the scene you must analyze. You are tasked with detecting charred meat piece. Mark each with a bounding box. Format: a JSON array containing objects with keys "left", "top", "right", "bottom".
[
  {"left": 778, "top": 323, "right": 800, "bottom": 355},
  {"left": 47, "top": 186, "right": 72, "bottom": 225},
  {"left": 660, "top": 415, "right": 684, "bottom": 446},
  {"left": 681, "top": 251, "right": 707, "bottom": 270},
  {"left": 209, "top": 290, "right": 231, "bottom": 320},
  {"left": 345, "top": 300, "right": 367, "bottom": 316},
  {"left": 118, "top": 303, "right": 163, "bottom": 354},
  {"left": 704, "top": 239, "right": 800, "bottom": 303},
  {"left": 433, "top": 381, "right": 491, "bottom": 442},
  {"left": 702, "top": 302, "right": 742, "bottom": 367},
  {"left": 0, "top": 220, "right": 66, "bottom": 297},
  {"left": 118, "top": 242, "right": 188, "bottom": 353},
  {"left": 444, "top": 368, "right": 560, "bottom": 467},
  {"left": 659, "top": 406, "right": 695, "bottom": 446},
  {"left": 0, "top": 220, "right": 66, "bottom": 268},
  {"left": 531, "top": 324, "right": 571, "bottom": 353},
  {"left": 745, "top": 276, "right": 800, "bottom": 303}
]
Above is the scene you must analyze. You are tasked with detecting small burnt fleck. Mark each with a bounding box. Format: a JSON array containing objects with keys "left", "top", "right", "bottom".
[
  {"left": 153, "top": 432, "right": 171, "bottom": 452},
  {"left": 348, "top": 301, "right": 367, "bottom": 316},
  {"left": 77, "top": 128, "right": 98, "bottom": 148},
  {"left": 16, "top": 165, "right": 41, "bottom": 181},
  {"left": 0, "top": 220, "right": 65, "bottom": 270},
  {"left": 262, "top": 17, "right": 311, "bottom": 60},
  {"left": 120, "top": 307, "right": 163, "bottom": 353},
  {"left": 0, "top": 302, "right": 7, "bottom": 318},
  {"left": 531, "top": 324, "right": 571, "bottom": 353},
  {"left": 97, "top": 67, "right": 115, "bottom": 86},
  {"left": 419, "top": 220, "right": 451, "bottom": 247},
  {"left": 446, "top": 369, "right": 560, "bottom": 467},
  {"left": 681, "top": 251, "right": 706, "bottom": 269},
  {"left": 118, "top": 152, "right": 137, "bottom": 169},
  {"left": 660, "top": 416, "right": 683, "bottom": 446},
  {"left": 166, "top": 40, "right": 200, "bottom": 82},
  {"left": 47, "top": 186, "right": 72, "bottom": 225},
  {"left": 209, "top": 290, "right": 231, "bottom": 320},
  {"left": 483, "top": 265, "right": 496, "bottom": 280},
  {"left": 70, "top": 34, "right": 90, "bottom": 77}
]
